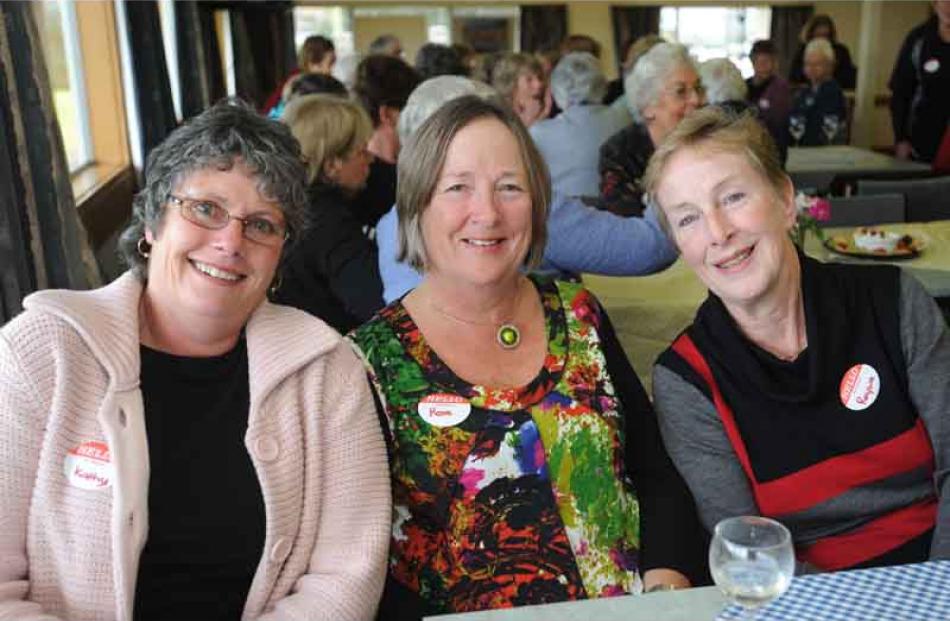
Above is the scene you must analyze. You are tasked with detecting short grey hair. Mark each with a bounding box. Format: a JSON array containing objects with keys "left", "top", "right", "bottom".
[
  {"left": 397, "top": 76, "right": 499, "bottom": 144},
  {"left": 804, "top": 37, "right": 836, "bottom": 64},
  {"left": 624, "top": 42, "right": 698, "bottom": 122},
  {"left": 699, "top": 58, "right": 748, "bottom": 105},
  {"left": 118, "top": 99, "right": 309, "bottom": 278},
  {"left": 550, "top": 52, "right": 606, "bottom": 109}
]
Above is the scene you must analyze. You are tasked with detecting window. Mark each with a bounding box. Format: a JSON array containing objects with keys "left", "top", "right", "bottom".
[
  {"left": 660, "top": 7, "right": 771, "bottom": 78},
  {"left": 33, "top": 0, "right": 93, "bottom": 173}
]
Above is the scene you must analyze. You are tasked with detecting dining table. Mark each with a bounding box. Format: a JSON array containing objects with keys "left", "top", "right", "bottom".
[
  {"left": 426, "top": 561, "right": 950, "bottom": 621},
  {"left": 584, "top": 220, "right": 950, "bottom": 395},
  {"left": 786, "top": 145, "right": 931, "bottom": 193}
]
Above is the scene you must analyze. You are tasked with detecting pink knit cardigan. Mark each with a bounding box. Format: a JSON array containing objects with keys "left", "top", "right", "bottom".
[{"left": 0, "top": 272, "right": 390, "bottom": 621}]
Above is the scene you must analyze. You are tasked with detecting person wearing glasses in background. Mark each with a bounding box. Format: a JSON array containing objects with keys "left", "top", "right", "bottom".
[
  {"left": 0, "top": 100, "right": 390, "bottom": 621},
  {"left": 599, "top": 43, "right": 705, "bottom": 217}
]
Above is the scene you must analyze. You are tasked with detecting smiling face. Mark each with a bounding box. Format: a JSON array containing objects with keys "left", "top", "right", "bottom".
[
  {"left": 420, "top": 117, "right": 533, "bottom": 288},
  {"left": 514, "top": 70, "right": 545, "bottom": 105},
  {"left": 654, "top": 146, "right": 798, "bottom": 313},
  {"left": 644, "top": 64, "right": 705, "bottom": 144},
  {"left": 143, "top": 163, "right": 285, "bottom": 333}
]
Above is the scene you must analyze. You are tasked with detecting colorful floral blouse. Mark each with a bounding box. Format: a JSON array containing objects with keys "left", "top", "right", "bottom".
[{"left": 348, "top": 278, "right": 702, "bottom": 616}]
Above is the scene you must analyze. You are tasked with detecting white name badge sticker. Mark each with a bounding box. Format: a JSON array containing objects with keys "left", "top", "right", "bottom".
[
  {"left": 758, "top": 98, "right": 771, "bottom": 110},
  {"left": 924, "top": 58, "right": 940, "bottom": 74},
  {"left": 64, "top": 440, "right": 114, "bottom": 490},
  {"left": 839, "top": 364, "right": 880, "bottom": 411},
  {"left": 418, "top": 393, "right": 471, "bottom": 427}
]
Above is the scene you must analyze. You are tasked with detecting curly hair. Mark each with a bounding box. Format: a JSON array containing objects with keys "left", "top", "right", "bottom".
[{"left": 117, "top": 99, "right": 309, "bottom": 278}]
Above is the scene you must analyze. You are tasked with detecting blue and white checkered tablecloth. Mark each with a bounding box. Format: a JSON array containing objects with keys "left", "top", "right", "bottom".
[{"left": 717, "top": 561, "right": 950, "bottom": 621}]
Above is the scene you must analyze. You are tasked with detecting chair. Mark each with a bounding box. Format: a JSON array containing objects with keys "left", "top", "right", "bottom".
[
  {"left": 823, "top": 194, "right": 906, "bottom": 227},
  {"left": 857, "top": 176, "right": 950, "bottom": 222}
]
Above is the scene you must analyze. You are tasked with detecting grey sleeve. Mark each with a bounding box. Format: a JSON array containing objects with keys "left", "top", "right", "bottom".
[
  {"left": 652, "top": 364, "right": 758, "bottom": 533},
  {"left": 898, "top": 272, "right": 950, "bottom": 560},
  {"left": 542, "top": 195, "right": 678, "bottom": 276}
]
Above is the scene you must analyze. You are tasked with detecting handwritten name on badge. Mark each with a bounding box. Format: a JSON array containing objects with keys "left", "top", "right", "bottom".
[
  {"left": 64, "top": 440, "right": 114, "bottom": 490},
  {"left": 839, "top": 364, "right": 880, "bottom": 411},
  {"left": 418, "top": 393, "right": 471, "bottom": 427}
]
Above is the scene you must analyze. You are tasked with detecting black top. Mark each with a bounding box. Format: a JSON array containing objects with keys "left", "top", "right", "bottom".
[
  {"left": 598, "top": 122, "right": 654, "bottom": 217},
  {"left": 889, "top": 16, "right": 950, "bottom": 162},
  {"left": 352, "top": 159, "right": 397, "bottom": 230},
  {"left": 134, "top": 339, "right": 265, "bottom": 621},
  {"left": 274, "top": 182, "right": 385, "bottom": 333},
  {"left": 789, "top": 40, "right": 857, "bottom": 89},
  {"left": 789, "top": 79, "right": 847, "bottom": 146}
]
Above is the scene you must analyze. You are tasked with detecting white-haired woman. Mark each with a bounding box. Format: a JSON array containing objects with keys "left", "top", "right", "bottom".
[
  {"left": 599, "top": 43, "right": 705, "bottom": 216},
  {"left": 529, "top": 52, "right": 631, "bottom": 197},
  {"left": 789, "top": 38, "right": 847, "bottom": 146},
  {"left": 699, "top": 58, "right": 750, "bottom": 112}
]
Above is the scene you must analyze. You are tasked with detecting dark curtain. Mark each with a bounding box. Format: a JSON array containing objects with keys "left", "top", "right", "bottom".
[
  {"left": 176, "top": 1, "right": 226, "bottom": 119},
  {"left": 610, "top": 6, "right": 660, "bottom": 76},
  {"left": 230, "top": 2, "right": 295, "bottom": 111},
  {"left": 124, "top": 1, "right": 177, "bottom": 159},
  {"left": 520, "top": 5, "right": 567, "bottom": 54},
  {"left": 0, "top": 3, "right": 100, "bottom": 323},
  {"left": 770, "top": 5, "right": 814, "bottom": 79}
]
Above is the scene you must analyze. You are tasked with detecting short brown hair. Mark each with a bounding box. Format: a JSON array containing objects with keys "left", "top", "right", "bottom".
[
  {"left": 396, "top": 95, "right": 550, "bottom": 271},
  {"left": 561, "top": 34, "right": 602, "bottom": 59},
  {"left": 299, "top": 36, "right": 335, "bottom": 69},
  {"left": 643, "top": 107, "right": 788, "bottom": 236},
  {"left": 282, "top": 94, "right": 373, "bottom": 184}
]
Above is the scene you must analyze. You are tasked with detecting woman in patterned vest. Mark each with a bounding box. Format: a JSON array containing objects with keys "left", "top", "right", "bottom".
[{"left": 348, "top": 95, "right": 707, "bottom": 620}]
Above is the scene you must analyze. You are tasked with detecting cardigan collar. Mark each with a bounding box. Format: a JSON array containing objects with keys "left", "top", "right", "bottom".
[{"left": 23, "top": 271, "right": 342, "bottom": 403}]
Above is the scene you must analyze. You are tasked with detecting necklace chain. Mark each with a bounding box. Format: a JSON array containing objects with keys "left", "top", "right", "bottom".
[{"left": 425, "top": 281, "right": 527, "bottom": 349}]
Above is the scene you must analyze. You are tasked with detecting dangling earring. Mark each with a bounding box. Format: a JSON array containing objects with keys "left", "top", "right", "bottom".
[
  {"left": 268, "top": 273, "right": 283, "bottom": 296},
  {"left": 137, "top": 237, "right": 151, "bottom": 258}
]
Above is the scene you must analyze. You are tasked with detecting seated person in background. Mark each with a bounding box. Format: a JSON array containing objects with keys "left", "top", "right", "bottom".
[
  {"left": 415, "top": 42, "right": 468, "bottom": 81},
  {"left": 492, "top": 52, "right": 552, "bottom": 127},
  {"left": 529, "top": 52, "right": 630, "bottom": 198},
  {"left": 376, "top": 76, "right": 677, "bottom": 303},
  {"left": 282, "top": 74, "right": 395, "bottom": 231},
  {"left": 746, "top": 40, "right": 791, "bottom": 163},
  {"left": 368, "top": 34, "right": 403, "bottom": 58},
  {"left": 264, "top": 34, "right": 336, "bottom": 117},
  {"left": 646, "top": 107, "right": 950, "bottom": 573},
  {"left": 789, "top": 38, "right": 847, "bottom": 146},
  {"left": 353, "top": 55, "right": 421, "bottom": 164},
  {"left": 0, "top": 100, "right": 389, "bottom": 620},
  {"left": 604, "top": 34, "right": 665, "bottom": 106},
  {"left": 789, "top": 14, "right": 857, "bottom": 89},
  {"left": 698, "top": 58, "right": 750, "bottom": 115},
  {"left": 600, "top": 43, "right": 705, "bottom": 217},
  {"left": 561, "top": 33, "right": 602, "bottom": 58},
  {"left": 349, "top": 95, "right": 708, "bottom": 620},
  {"left": 275, "top": 95, "right": 384, "bottom": 333}
]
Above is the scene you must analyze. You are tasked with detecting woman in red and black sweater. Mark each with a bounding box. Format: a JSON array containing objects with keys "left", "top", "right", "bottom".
[{"left": 645, "top": 107, "right": 950, "bottom": 573}]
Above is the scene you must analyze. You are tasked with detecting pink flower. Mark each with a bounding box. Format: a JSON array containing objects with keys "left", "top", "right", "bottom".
[{"left": 807, "top": 197, "right": 831, "bottom": 222}]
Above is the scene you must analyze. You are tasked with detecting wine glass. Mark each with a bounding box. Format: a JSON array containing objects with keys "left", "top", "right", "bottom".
[
  {"left": 822, "top": 115, "right": 840, "bottom": 145},
  {"left": 789, "top": 115, "right": 806, "bottom": 146},
  {"left": 709, "top": 516, "right": 795, "bottom": 620}
]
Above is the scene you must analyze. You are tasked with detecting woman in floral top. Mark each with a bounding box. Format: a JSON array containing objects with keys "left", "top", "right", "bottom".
[{"left": 349, "top": 95, "right": 707, "bottom": 620}]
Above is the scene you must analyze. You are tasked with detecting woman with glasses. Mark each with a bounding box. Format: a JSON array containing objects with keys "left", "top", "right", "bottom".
[
  {"left": 599, "top": 43, "right": 705, "bottom": 217},
  {"left": 275, "top": 94, "right": 385, "bottom": 334},
  {"left": 0, "top": 100, "right": 389, "bottom": 620}
]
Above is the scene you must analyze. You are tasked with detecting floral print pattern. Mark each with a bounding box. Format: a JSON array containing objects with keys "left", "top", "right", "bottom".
[{"left": 349, "top": 278, "right": 642, "bottom": 614}]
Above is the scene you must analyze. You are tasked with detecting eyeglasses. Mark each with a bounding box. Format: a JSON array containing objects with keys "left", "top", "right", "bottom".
[{"left": 168, "top": 195, "right": 288, "bottom": 247}]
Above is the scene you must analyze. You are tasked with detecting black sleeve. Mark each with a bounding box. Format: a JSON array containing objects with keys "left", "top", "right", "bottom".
[
  {"left": 354, "top": 160, "right": 397, "bottom": 229},
  {"left": 309, "top": 198, "right": 385, "bottom": 322},
  {"left": 789, "top": 45, "right": 806, "bottom": 84},
  {"left": 889, "top": 30, "right": 918, "bottom": 143},
  {"left": 835, "top": 43, "right": 857, "bottom": 89},
  {"left": 598, "top": 304, "right": 711, "bottom": 586}
]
